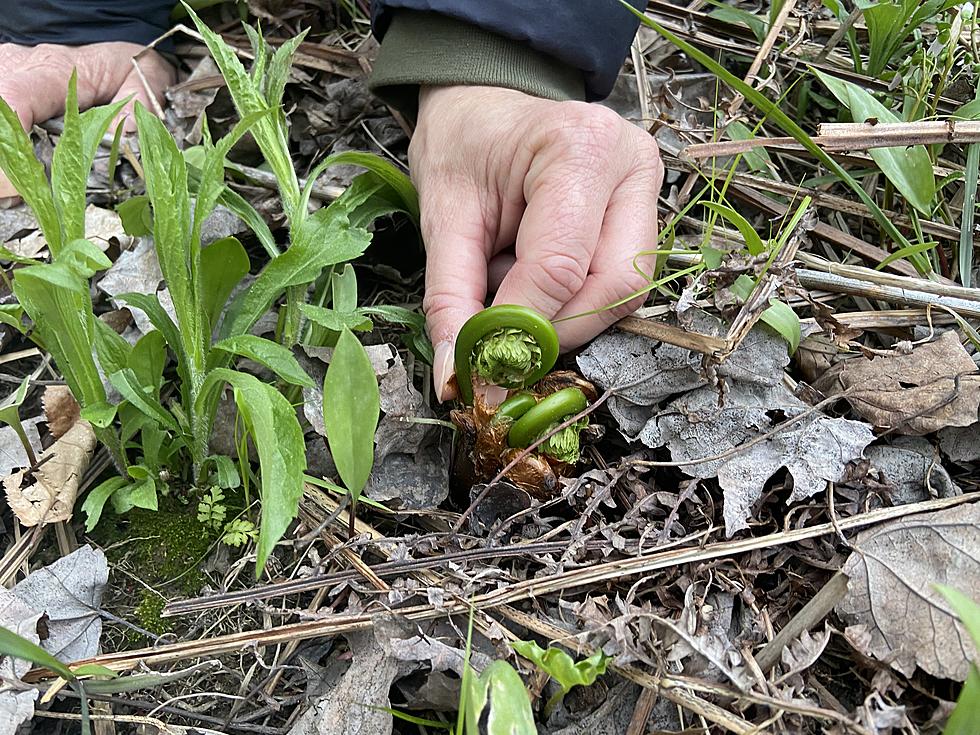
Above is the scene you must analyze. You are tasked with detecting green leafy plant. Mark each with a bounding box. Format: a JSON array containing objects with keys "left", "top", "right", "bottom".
[
  {"left": 0, "top": 12, "right": 420, "bottom": 575},
  {"left": 322, "top": 327, "right": 381, "bottom": 533},
  {"left": 937, "top": 586, "right": 980, "bottom": 735},
  {"left": 512, "top": 640, "right": 610, "bottom": 719},
  {"left": 859, "top": 0, "right": 959, "bottom": 77}
]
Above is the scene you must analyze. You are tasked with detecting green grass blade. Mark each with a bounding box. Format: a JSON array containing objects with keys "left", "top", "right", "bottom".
[
  {"left": 959, "top": 144, "right": 979, "bottom": 287},
  {"left": 0, "top": 625, "right": 75, "bottom": 680}
]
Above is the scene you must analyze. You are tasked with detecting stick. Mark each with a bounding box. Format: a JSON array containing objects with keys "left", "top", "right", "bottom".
[{"left": 755, "top": 571, "right": 850, "bottom": 673}]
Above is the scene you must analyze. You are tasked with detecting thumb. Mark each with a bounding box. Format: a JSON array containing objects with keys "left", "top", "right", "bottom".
[
  {"left": 109, "top": 50, "right": 175, "bottom": 133},
  {"left": 421, "top": 189, "right": 493, "bottom": 402}
]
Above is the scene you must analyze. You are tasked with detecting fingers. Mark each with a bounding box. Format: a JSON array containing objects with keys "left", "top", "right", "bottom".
[
  {"left": 553, "top": 151, "right": 664, "bottom": 348},
  {"left": 421, "top": 187, "right": 494, "bottom": 401},
  {"left": 492, "top": 108, "right": 623, "bottom": 319},
  {"left": 109, "top": 49, "right": 175, "bottom": 133}
]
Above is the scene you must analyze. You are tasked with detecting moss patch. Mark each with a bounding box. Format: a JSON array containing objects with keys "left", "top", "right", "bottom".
[{"left": 134, "top": 591, "right": 172, "bottom": 636}]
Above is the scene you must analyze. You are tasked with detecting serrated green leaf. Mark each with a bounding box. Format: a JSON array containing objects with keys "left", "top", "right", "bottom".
[
  {"left": 0, "top": 623, "right": 75, "bottom": 681},
  {"left": 322, "top": 328, "right": 380, "bottom": 501},
  {"left": 812, "top": 70, "right": 935, "bottom": 215},
  {"left": 82, "top": 476, "right": 130, "bottom": 531},
  {"left": 51, "top": 73, "right": 127, "bottom": 243},
  {"left": 110, "top": 477, "right": 158, "bottom": 514},
  {"left": 211, "top": 334, "right": 314, "bottom": 387},
  {"left": 203, "top": 369, "right": 306, "bottom": 575},
  {"left": 702, "top": 202, "right": 767, "bottom": 255},
  {"left": 0, "top": 94, "right": 62, "bottom": 253},
  {"left": 93, "top": 318, "right": 133, "bottom": 376},
  {"left": 221, "top": 208, "right": 371, "bottom": 338}
]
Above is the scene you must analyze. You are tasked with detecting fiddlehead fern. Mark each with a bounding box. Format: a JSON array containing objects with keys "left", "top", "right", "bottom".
[
  {"left": 507, "top": 387, "right": 589, "bottom": 464},
  {"left": 454, "top": 305, "right": 559, "bottom": 405}
]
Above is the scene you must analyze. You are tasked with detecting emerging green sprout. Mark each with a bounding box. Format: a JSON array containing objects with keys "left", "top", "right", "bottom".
[
  {"left": 507, "top": 387, "right": 589, "bottom": 464},
  {"left": 454, "top": 305, "right": 560, "bottom": 405}
]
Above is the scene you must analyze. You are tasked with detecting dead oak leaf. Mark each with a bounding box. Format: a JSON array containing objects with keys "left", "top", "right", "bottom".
[
  {"left": 818, "top": 331, "right": 980, "bottom": 435},
  {"left": 5, "top": 420, "right": 96, "bottom": 526},
  {"left": 836, "top": 502, "right": 980, "bottom": 681}
]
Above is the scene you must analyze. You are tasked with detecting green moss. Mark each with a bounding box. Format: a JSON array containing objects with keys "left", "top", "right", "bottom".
[
  {"left": 134, "top": 592, "right": 172, "bottom": 636},
  {"left": 90, "top": 495, "right": 220, "bottom": 596}
]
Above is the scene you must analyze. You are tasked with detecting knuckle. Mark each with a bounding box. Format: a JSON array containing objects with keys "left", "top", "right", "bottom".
[
  {"left": 556, "top": 103, "right": 623, "bottom": 153},
  {"left": 537, "top": 251, "right": 589, "bottom": 302}
]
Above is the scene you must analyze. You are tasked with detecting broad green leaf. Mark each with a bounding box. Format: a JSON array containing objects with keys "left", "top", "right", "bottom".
[
  {"left": 360, "top": 305, "right": 434, "bottom": 364},
  {"left": 706, "top": 0, "right": 767, "bottom": 40},
  {"left": 200, "top": 236, "right": 250, "bottom": 330},
  {"left": 265, "top": 32, "right": 308, "bottom": 107},
  {"left": 51, "top": 73, "right": 127, "bottom": 243},
  {"left": 945, "top": 665, "right": 980, "bottom": 735},
  {"left": 299, "top": 304, "right": 372, "bottom": 333},
  {"left": 464, "top": 660, "right": 536, "bottom": 735},
  {"left": 812, "top": 70, "right": 935, "bottom": 215},
  {"left": 117, "top": 196, "right": 153, "bottom": 237},
  {"left": 117, "top": 291, "right": 191, "bottom": 404},
  {"left": 702, "top": 202, "right": 766, "bottom": 255},
  {"left": 0, "top": 624, "right": 75, "bottom": 681},
  {"left": 0, "top": 94, "right": 62, "bottom": 253},
  {"left": 220, "top": 208, "right": 371, "bottom": 338},
  {"left": 82, "top": 476, "right": 130, "bottom": 531},
  {"left": 0, "top": 304, "right": 24, "bottom": 333},
  {"left": 14, "top": 262, "right": 108, "bottom": 411},
  {"left": 71, "top": 664, "right": 118, "bottom": 679},
  {"left": 0, "top": 376, "right": 30, "bottom": 427},
  {"left": 204, "top": 369, "right": 306, "bottom": 575},
  {"left": 109, "top": 369, "right": 180, "bottom": 433},
  {"left": 217, "top": 186, "right": 279, "bottom": 258},
  {"left": 330, "top": 263, "right": 358, "bottom": 312},
  {"left": 761, "top": 299, "right": 802, "bottom": 354},
  {"left": 0, "top": 244, "right": 42, "bottom": 265},
  {"left": 61, "top": 238, "right": 113, "bottom": 278},
  {"left": 110, "top": 477, "right": 158, "bottom": 514},
  {"left": 93, "top": 318, "right": 134, "bottom": 376},
  {"left": 129, "top": 330, "right": 168, "bottom": 396},
  {"left": 322, "top": 328, "right": 380, "bottom": 501},
  {"left": 512, "top": 640, "right": 610, "bottom": 694},
  {"left": 211, "top": 334, "right": 314, "bottom": 387},
  {"left": 204, "top": 454, "right": 241, "bottom": 489},
  {"left": 80, "top": 402, "right": 117, "bottom": 429}
]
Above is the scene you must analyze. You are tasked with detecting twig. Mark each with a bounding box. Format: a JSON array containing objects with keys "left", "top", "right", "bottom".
[
  {"left": 754, "top": 571, "right": 850, "bottom": 673},
  {"left": 727, "top": 0, "right": 798, "bottom": 118},
  {"left": 48, "top": 493, "right": 977, "bottom": 677}
]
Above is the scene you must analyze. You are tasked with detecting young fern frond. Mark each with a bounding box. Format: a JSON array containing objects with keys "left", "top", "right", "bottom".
[{"left": 453, "top": 305, "right": 560, "bottom": 405}]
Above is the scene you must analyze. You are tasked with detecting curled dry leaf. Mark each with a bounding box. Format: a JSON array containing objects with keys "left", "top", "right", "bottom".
[
  {"left": 41, "top": 385, "right": 80, "bottom": 440},
  {"left": 4, "top": 420, "right": 96, "bottom": 526},
  {"left": 816, "top": 331, "right": 980, "bottom": 435},
  {"left": 836, "top": 502, "right": 980, "bottom": 681}
]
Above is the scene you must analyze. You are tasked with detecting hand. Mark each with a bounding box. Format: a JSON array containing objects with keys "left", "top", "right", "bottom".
[
  {"left": 411, "top": 85, "right": 664, "bottom": 401},
  {"left": 0, "top": 41, "right": 175, "bottom": 201}
]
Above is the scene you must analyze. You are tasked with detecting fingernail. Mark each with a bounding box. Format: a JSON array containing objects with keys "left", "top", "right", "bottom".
[{"left": 432, "top": 341, "right": 457, "bottom": 402}]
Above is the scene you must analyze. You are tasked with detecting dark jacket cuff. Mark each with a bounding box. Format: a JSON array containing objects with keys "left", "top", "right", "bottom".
[
  {"left": 0, "top": 1, "right": 172, "bottom": 50},
  {"left": 369, "top": 11, "right": 585, "bottom": 117}
]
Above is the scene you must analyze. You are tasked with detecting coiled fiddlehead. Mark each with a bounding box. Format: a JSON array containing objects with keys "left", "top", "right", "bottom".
[
  {"left": 454, "top": 305, "right": 559, "bottom": 405},
  {"left": 507, "top": 387, "right": 589, "bottom": 464}
]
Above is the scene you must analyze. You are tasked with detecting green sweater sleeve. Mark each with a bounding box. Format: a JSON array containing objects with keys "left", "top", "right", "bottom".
[{"left": 368, "top": 10, "right": 586, "bottom": 118}]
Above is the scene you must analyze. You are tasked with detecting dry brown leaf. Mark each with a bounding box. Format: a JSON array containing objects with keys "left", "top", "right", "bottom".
[
  {"left": 818, "top": 331, "right": 980, "bottom": 435},
  {"left": 42, "top": 385, "right": 80, "bottom": 440},
  {"left": 836, "top": 502, "right": 980, "bottom": 681},
  {"left": 4, "top": 420, "right": 96, "bottom": 526}
]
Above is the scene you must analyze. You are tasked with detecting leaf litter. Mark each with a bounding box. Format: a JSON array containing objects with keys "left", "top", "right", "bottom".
[{"left": 2, "top": 3, "right": 980, "bottom": 735}]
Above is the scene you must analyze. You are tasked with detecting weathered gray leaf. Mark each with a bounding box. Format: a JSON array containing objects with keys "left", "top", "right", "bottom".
[
  {"left": 864, "top": 437, "right": 960, "bottom": 504},
  {"left": 938, "top": 423, "right": 980, "bottom": 464},
  {"left": 287, "top": 631, "right": 399, "bottom": 735},
  {"left": 836, "top": 502, "right": 980, "bottom": 681},
  {"left": 12, "top": 545, "right": 108, "bottom": 661},
  {"left": 0, "top": 591, "right": 41, "bottom": 735},
  {"left": 0, "top": 417, "right": 42, "bottom": 476}
]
